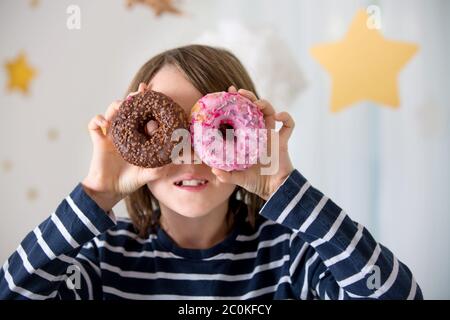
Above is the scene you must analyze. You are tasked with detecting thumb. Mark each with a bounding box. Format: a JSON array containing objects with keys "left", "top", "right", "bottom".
[
  {"left": 138, "top": 166, "right": 165, "bottom": 184},
  {"left": 212, "top": 168, "right": 246, "bottom": 187}
]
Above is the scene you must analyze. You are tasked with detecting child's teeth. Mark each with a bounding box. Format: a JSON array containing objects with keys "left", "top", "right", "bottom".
[{"left": 181, "top": 179, "right": 206, "bottom": 186}]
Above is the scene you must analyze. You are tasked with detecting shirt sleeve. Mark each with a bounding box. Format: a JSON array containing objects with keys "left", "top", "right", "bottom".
[
  {"left": 259, "top": 169, "right": 423, "bottom": 300},
  {"left": 0, "top": 183, "right": 116, "bottom": 300}
]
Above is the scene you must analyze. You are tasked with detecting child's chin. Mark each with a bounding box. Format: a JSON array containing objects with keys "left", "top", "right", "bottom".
[
  {"left": 174, "top": 204, "right": 215, "bottom": 219},
  {"left": 176, "top": 208, "right": 210, "bottom": 219}
]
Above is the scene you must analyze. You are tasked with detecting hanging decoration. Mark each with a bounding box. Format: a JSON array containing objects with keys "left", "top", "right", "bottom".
[
  {"left": 311, "top": 10, "right": 419, "bottom": 112},
  {"left": 4, "top": 52, "right": 37, "bottom": 95},
  {"left": 196, "top": 20, "right": 306, "bottom": 110},
  {"left": 125, "top": 0, "right": 182, "bottom": 17}
]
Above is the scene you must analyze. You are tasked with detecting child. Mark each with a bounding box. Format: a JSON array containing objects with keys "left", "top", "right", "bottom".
[{"left": 0, "top": 45, "right": 422, "bottom": 300}]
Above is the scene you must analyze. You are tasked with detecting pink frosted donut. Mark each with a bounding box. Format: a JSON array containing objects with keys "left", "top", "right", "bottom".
[{"left": 190, "top": 92, "right": 266, "bottom": 171}]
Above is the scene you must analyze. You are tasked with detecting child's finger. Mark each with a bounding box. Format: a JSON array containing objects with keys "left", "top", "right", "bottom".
[
  {"left": 139, "top": 166, "right": 166, "bottom": 184},
  {"left": 274, "top": 112, "right": 295, "bottom": 143},
  {"left": 126, "top": 82, "right": 148, "bottom": 99},
  {"left": 127, "top": 92, "right": 138, "bottom": 99},
  {"left": 252, "top": 99, "right": 275, "bottom": 129},
  {"left": 237, "top": 89, "right": 258, "bottom": 102},
  {"left": 137, "top": 82, "right": 147, "bottom": 93},
  {"left": 254, "top": 98, "right": 276, "bottom": 116},
  {"left": 104, "top": 100, "right": 122, "bottom": 122},
  {"left": 228, "top": 85, "right": 237, "bottom": 93},
  {"left": 211, "top": 168, "right": 246, "bottom": 187},
  {"left": 88, "top": 114, "right": 108, "bottom": 141}
]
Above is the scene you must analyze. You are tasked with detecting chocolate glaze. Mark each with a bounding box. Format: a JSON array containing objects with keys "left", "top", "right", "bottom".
[{"left": 111, "top": 90, "right": 189, "bottom": 168}]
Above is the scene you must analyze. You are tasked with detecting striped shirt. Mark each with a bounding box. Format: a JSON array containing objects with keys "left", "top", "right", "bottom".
[{"left": 0, "top": 169, "right": 422, "bottom": 300}]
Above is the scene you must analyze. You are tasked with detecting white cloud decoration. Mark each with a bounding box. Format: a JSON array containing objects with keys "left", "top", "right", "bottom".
[{"left": 195, "top": 21, "right": 306, "bottom": 110}]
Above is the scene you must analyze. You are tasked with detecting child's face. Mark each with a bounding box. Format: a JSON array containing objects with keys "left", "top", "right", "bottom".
[{"left": 146, "top": 64, "right": 237, "bottom": 217}]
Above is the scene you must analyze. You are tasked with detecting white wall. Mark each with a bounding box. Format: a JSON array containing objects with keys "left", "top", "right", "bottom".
[{"left": 0, "top": 0, "right": 449, "bottom": 299}]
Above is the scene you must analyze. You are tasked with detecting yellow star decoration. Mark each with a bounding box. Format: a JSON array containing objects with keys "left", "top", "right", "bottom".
[
  {"left": 311, "top": 10, "right": 418, "bottom": 112},
  {"left": 26, "top": 187, "right": 39, "bottom": 202},
  {"left": 29, "top": 0, "right": 40, "bottom": 8},
  {"left": 126, "top": 0, "right": 182, "bottom": 17},
  {"left": 1, "top": 160, "right": 13, "bottom": 173},
  {"left": 47, "top": 128, "right": 60, "bottom": 141},
  {"left": 4, "top": 53, "right": 37, "bottom": 95}
]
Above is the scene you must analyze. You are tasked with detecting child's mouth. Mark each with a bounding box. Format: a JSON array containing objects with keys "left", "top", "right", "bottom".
[{"left": 173, "top": 179, "right": 209, "bottom": 191}]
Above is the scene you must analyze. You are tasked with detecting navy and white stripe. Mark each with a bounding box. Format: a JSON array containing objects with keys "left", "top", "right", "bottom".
[{"left": 0, "top": 170, "right": 423, "bottom": 300}]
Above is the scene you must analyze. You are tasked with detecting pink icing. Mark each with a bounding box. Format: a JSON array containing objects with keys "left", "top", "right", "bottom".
[{"left": 190, "top": 92, "right": 267, "bottom": 171}]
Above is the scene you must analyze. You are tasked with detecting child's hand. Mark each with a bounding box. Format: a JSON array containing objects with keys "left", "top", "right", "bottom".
[
  {"left": 211, "top": 86, "right": 295, "bottom": 200},
  {"left": 82, "top": 83, "right": 167, "bottom": 212}
]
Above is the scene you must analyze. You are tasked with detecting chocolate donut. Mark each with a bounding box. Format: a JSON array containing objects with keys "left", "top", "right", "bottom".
[{"left": 111, "top": 90, "right": 189, "bottom": 168}]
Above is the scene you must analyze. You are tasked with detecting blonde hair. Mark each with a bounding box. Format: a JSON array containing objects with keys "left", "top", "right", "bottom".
[{"left": 124, "top": 44, "right": 265, "bottom": 237}]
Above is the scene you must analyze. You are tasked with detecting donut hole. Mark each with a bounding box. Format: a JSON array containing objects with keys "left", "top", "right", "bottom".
[
  {"left": 144, "top": 119, "right": 159, "bottom": 136},
  {"left": 218, "top": 123, "right": 236, "bottom": 142}
]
